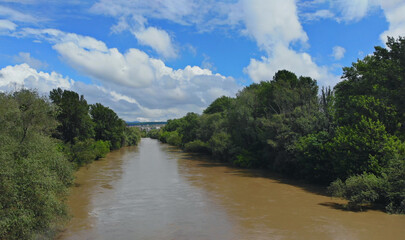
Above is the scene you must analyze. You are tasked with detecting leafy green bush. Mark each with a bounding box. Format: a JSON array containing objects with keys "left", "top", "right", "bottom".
[
  {"left": 166, "top": 131, "right": 182, "bottom": 146},
  {"left": 328, "top": 174, "right": 386, "bottom": 209},
  {"left": 233, "top": 149, "right": 257, "bottom": 168},
  {"left": 184, "top": 140, "right": 210, "bottom": 153},
  {"left": 123, "top": 127, "right": 141, "bottom": 146},
  {"left": 208, "top": 131, "right": 232, "bottom": 160},
  {"left": 69, "top": 138, "right": 97, "bottom": 166},
  {"left": 94, "top": 140, "right": 111, "bottom": 159}
]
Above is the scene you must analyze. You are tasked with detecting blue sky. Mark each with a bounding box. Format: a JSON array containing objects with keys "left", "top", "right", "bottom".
[{"left": 0, "top": 0, "right": 404, "bottom": 121}]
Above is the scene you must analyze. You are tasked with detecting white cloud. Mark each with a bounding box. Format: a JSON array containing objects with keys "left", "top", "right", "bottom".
[
  {"left": 301, "top": 9, "right": 335, "bottom": 21},
  {"left": 331, "top": 0, "right": 376, "bottom": 22},
  {"left": 17, "top": 28, "right": 108, "bottom": 52},
  {"left": 53, "top": 42, "right": 155, "bottom": 88},
  {"left": 2, "top": 28, "right": 241, "bottom": 121},
  {"left": 241, "top": 0, "right": 308, "bottom": 50},
  {"left": 0, "top": 19, "right": 17, "bottom": 31},
  {"left": 245, "top": 44, "right": 339, "bottom": 86},
  {"left": 13, "top": 52, "right": 48, "bottom": 69},
  {"left": 241, "top": 0, "right": 338, "bottom": 86},
  {"left": 91, "top": 0, "right": 182, "bottom": 58},
  {"left": 0, "top": 62, "right": 240, "bottom": 121},
  {"left": 332, "top": 46, "right": 346, "bottom": 60},
  {"left": 303, "top": 0, "right": 405, "bottom": 44},
  {"left": 0, "top": 5, "right": 39, "bottom": 22},
  {"left": 0, "top": 64, "right": 73, "bottom": 93},
  {"left": 379, "top": 0, "right": 405, "bottom": 42},
  {"left": 133, "top": 27, "right": 177, "bottom": 58},
  {"left": 91, "top": 0, "right": 198, "bottom": 26},
  {"left": 89, "top": 0, "right": 341, "bottom": 86}
]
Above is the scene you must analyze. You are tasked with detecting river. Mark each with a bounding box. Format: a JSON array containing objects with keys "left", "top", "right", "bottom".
[{"left": 58, "top": 138, "right": 405, "bottom": 240}]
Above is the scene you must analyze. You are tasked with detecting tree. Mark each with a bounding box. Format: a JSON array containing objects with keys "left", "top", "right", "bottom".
[
  {"left": 49, "top": 88, "right": 94, "bottom": 143},
  {"left": 335, "top": 37, "right": 405, "bottom": 139},
  {"left": 90, "top": 103, "right": 125, "bottom": 150},
  {"left": 203, "top": 96, "right": 233, "bottom": 114},
  {"left": 0, "top": 90, "right": 73, "bottom": 239}
]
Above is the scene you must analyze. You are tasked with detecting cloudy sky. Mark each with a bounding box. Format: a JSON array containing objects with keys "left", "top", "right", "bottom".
[{"left": 0, "top": 0, "right": 404, "bottom": 121}]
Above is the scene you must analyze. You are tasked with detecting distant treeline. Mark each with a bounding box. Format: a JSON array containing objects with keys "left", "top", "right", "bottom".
[
  {"left": 148, "top": 37, "right": 405, "bottom": 214},
  {"left": 0, "top": 88, "right": 141, "bottom": 239}
]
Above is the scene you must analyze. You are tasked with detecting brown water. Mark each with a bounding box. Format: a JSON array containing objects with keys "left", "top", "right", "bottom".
[{"left": 58, "top": 138, "right": 405, "bottom": 240}]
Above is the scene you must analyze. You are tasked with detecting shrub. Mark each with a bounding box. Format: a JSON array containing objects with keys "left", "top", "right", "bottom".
[
  {"left": 94, "top": 140, "right": 110, "bottom": 159},
  {"left": 184, "top": 140, "right": 210, "bottom": 153}
]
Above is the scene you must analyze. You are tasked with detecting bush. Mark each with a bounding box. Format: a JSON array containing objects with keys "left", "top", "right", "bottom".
[
  {"left": 94, "top": 140, "right": 110, "bottom": 159},
  {"left": 328, "top": 174, "right": 386, "bottom": 210},
  {"left": 69, "top": 139, "right": 97, "bottom": 166},
  {"left": 123, "top": 127, "right": 141, "bottom": 146},
  {"left": 233, "top": 149, "right": 257, "bottom": 168},
  {"left": 208, "top": 131, "right": 232, "bottom": 160},
  {"left": 184, "top": 140, "right": 210, "bottom": 153},
  {"left": 165, "top": 131, "right": 182, "bottom": 146}
]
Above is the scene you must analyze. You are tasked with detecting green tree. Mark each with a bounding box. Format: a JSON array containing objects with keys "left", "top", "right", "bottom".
[
  {"left": 203, "top": 96, "right": 233, "bottom": 114},
  {"left": 49, "top": 88, "right": 94, "bottom": 143},
  {"left": 0, "top": 90, "right": 73, "bottom": 239},
  {"left": 335, "top": 37, "right": 405, "bottom": 139},
  {"left": 90, "top": 103, "right": 126, "bottom": 149}
]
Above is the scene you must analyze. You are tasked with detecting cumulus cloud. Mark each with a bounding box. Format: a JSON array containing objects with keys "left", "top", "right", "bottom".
[
  {"left": 90, "top": 0, "right": 180, "bottom": 58},
  {"left": 0, "top": 19, "right": 17, "bottom": 31},
  {"left": 134, "top": 27, "right": 177, "bottom": 58},
  {"left": 13, "top": 52, "right": 48, "bottom": 69},
  {"left": 241, "top": 0, "right": 338, "bottom": 86},
  {"left": 241, "top": 0, "right": 308, "bottom": 50},
  {"left": 0, "top": 63, "right": 239, "bottom": 121},
  {"left": 245, "top": 44, "right": 339, "bottom": 86},
  {"left": 1, "top": 28, "right": 241, "bottom": 121},
  {"left": 89, "top": 0, "right": 340, "bottom": 86},
  {"left": 379, "top": 0, "right": 405, "bottom": 42},
  {"left": 0, "top": 64, "right": 73, "bottom": 93},
  {"left": 332, "top": 46, "right": 346, "bottom": 60}
]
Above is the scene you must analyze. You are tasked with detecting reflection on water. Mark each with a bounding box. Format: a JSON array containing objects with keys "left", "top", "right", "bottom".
[{"left": 59, "top": 138, "right": 405, "bottom": 240}]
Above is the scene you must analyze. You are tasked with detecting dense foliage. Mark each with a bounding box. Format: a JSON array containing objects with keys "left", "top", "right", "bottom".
[
  {"left": 150, "top": 37, "right": 405, "bottom": 213},
  {"left": 0, "top": 90, "right": 73, "bottom": 239},
  {"left": 50, "top": 88, "right": 141, "bottom": 167},
  {"left": 0, "top": 88, "right": 141, "bottom": 239}
]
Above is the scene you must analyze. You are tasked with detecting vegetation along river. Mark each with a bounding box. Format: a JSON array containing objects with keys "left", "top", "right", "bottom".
[{"left": 58, "top": 138, "right": 405, "bottom": 240}]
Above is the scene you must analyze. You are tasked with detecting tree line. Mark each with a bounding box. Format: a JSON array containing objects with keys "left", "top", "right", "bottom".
[
  {"left": 0, "top": 88, "right": 141, "bottom": 239},
  {"left": 149, "top": 37, "right": 405, "bottom": 213}
]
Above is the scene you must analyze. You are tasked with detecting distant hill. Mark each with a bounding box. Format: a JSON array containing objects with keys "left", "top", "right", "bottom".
[{"left": 126, "top": 121, "right": 167, "bottom": 126}]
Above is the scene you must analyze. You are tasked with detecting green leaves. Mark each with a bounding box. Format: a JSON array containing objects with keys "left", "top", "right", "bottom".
[
  {"left": 0, "top": 90, "right": 73, "bottom": 239},
  {"left": 50, "top": 88, "right": 94, "bottom": 143}
]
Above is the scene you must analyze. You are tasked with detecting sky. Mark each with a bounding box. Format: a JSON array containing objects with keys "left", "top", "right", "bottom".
[{"left": 0, "top": 0, "right": 404, "bottom": 122}]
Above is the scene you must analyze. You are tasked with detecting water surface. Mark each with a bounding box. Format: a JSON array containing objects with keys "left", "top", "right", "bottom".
[{"left": 58, "top": 138, "right": 405, "bottom": 240}]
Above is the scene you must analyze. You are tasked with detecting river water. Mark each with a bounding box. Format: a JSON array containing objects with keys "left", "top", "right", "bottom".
[{"left": 58, "top": 138, "right": 405, "bottom": 240}]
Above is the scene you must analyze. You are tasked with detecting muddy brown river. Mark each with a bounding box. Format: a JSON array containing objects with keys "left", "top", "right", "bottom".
[{"left": 58, "top": 138, "right": 405, "bottom": 240}]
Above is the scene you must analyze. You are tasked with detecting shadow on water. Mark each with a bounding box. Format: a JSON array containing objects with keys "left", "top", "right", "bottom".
[
  {"left": 179, "top": 153, "right": 329, "bottom": 196},
  {"left": 318, "top": 202, "right": 386, "bottom": 213},
  {"left": 158, "top": 142, "right": 392, "bottom": 214},
  {"left": 175, "top": 151, "right": 392, "bottom": 214}
]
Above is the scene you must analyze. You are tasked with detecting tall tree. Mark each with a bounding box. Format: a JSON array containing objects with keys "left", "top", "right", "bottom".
[
  {"left": 49, "top": 88, "right": 94, "bottom": 143},
  {"left": 90, "top": 103, "right": 125, "bottom": 149},
  {"left": 335, "top": 37, "right": 405, "bottom": 139}
]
